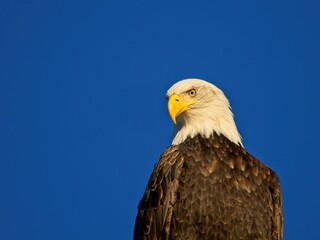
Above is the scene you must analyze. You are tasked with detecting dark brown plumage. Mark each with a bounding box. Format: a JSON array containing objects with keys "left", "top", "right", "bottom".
[{"left": 134, "top": 133, "right": 283, "bottom": 240}]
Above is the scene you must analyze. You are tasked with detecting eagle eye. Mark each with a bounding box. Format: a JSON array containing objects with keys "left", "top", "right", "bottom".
[{"left": 188, "top": 89, "right": 197, "bottom": 97}]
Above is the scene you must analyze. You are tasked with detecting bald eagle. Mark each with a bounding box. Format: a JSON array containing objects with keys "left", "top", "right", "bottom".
[{"left": 134, "top": 79, "right": 283, "bottom": 240}]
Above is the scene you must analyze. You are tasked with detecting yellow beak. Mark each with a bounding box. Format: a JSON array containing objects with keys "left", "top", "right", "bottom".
[{"left": 167, "top": 94, "right": 194, "bottom": 124}]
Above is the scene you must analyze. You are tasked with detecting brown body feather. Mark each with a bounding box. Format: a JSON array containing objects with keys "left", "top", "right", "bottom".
[{"left": 134, "top": 133, "right": 283, "bottom": 240}]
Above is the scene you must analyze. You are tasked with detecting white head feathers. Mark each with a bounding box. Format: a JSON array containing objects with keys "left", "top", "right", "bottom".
[{"left": 166, "top": 78, "right": 243, "bottom": 147}]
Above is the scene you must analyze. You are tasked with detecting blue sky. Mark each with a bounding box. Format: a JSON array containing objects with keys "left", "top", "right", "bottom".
[{"left": 0, "top": 1, "right": 319, "bottom": 239}]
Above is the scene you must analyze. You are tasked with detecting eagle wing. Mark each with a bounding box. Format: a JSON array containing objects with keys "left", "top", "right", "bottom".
[
  {"left": 134, "top": 146, "right": 184, "bottom": 240},
  {"left": 270, "top": 171, "right": 283, "bottom": 240}
]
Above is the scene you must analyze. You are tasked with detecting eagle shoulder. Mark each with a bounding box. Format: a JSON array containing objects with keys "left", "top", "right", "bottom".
[
  {"left": 244, "top": 151, "right": 283, "bottom": 240},
  {"left": 134, "top": 145, "right": 184, "bottom": 240}
]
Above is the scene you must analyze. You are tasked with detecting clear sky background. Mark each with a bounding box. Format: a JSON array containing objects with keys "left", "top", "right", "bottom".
[{"left": 0, "top": 1, "right": 319, "bottom": 239}]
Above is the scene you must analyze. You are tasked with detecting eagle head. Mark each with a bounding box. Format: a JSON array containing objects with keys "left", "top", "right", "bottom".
[{"left": 166, "top": 78, "right": 242, "bottom": 146}]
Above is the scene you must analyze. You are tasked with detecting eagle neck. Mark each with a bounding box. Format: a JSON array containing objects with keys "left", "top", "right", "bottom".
[{"left": 171, "top": 110, "right": 243, "bottom": 147}]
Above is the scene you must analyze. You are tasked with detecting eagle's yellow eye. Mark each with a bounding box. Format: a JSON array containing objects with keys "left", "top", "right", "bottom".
[{"left": 188, "top": 89, "right": 197, "bottom": 97}]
